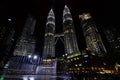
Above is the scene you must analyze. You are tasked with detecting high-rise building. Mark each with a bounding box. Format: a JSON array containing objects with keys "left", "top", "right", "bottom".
[
  {"left": 103, "top": 27, "right": 120, "bottom": 63},
  {"left": 7, "top": 14, "right": 39, "bottom": 75},
  {"left": 63, "top": 5, "right": 79, "bottom": 54},
  {"left": 103, "top": 27, "right": 120, "bottom": 53},
  {"left": 79, "top": 13, "right": 107, "bottom": 57},
  {"left": 43, "top": 9, "right": 55, "bottom": 58},
  {"left": 14, "top": 15, "right": 36, "bottom": 56}
]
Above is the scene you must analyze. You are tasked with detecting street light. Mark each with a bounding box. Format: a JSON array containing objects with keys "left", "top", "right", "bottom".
[
  {"left": 28, "top": 55, "right": 32, "bottom": 58},
  {"left": 33, "top": 55, "right": 37, "bottom": 60}
]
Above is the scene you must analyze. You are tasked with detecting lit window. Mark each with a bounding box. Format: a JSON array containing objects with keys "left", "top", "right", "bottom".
[
  {"left": 67, "top": 60, "right": 70, "bottom": 62},
  {"left": 8, "top": 18, "right": 12, "bottom": 21},
  {"left": 85, "top": 60, "right": 88, "bottom": 63},
  {"left": 77, "top": 57, "right": 79, "bottom": 60},
  {"left": 79, "top": 64, "right": 82, "bottom": 66},
  {"left": 75, "top": 64, "right": 78, "bottom": 67},
  {"left": 103, "top": 62, "right": 107, "bottom": 66},
  {"left": 77, "top": 68, "right": 80, "bottom": 70},
  {"left": 84, "top": 54, "right": 88, "bottom": 58},
  {"left": 74, "top": 58, "right": 76, "bottom": 60}
]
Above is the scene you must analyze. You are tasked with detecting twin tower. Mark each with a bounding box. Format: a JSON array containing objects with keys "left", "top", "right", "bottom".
[
  {"left": 43, "top": 5, "right": 79, "bottom": 58},
  {"left": 14, "top": 5, "right": 106, "bottom": 58}
]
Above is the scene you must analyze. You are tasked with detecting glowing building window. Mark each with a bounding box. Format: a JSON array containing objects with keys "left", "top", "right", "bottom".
[
  {"left": 84, "top": 54, "right": 88, "bottom": 58},
  {"left": 67, "top": 60, "right": 70, "bottom": 62},
  {"left": 77, "top": 57, "right": 79, "bottom": 60},
  {"left": 103, "top": 62, "right": 107, "bottom": 66},
  {"left": 85, "top": 60, "right": 88, "bottom": 63},
  {"left": 75, "top": 64, "right": 78, "bottom": 67},
  {"left": 77, "top": 68, "right": 80, "bottom": 70},
  {"left": 79, "top": 64, "right": 82, "bottom": 67},
  {"left": 74, "top": 58, "right": 76, "bottom": 60}
]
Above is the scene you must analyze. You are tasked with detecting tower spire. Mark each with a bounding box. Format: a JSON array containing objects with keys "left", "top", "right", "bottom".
[{"left": 63, "top": 5, "right": 70, "bottom": 14}]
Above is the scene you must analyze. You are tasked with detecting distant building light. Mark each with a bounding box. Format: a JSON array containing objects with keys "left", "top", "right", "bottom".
[
  {"left": 70, "top": 49, "right": 73, "bottom": 54},
  {"left": 8, "top": 18, "right": 12, "bottom": 21},
  {"left": 103, "top": 62, "right": 107, "bottom": 66},
  {"left": 79, "top": 64, "right": 82, "bottom": 66},
  {"left": 85, "top": 60, "right": 88, "bottom": 63},
  {"left": 4, "top": 63, "right": 9, "bottom": 69},
  {"left": 86, "top": 48, "right": 89, "bottom": 51},
  {"left": 84, "top": 54, "right": 88, "bottom": 58},
  {"left": 75, "top": 64, "right": 78, "bottom": 67}
]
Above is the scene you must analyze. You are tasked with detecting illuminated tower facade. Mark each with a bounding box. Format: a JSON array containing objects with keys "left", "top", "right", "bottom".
[
  {"left": 43, "top": 9, "right": 55, "bottom": 58},
  {"left": 79, "top": 13, "right": 107, "bottom": 57},
  {"left": 14, "top": 15, "right": 36, "bottom": 56},
  {"left": 63, "top": 5, "right": 79, "bottom": 54}
]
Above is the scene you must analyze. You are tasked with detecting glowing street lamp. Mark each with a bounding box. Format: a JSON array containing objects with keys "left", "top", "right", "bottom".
[
  {"left": 28, "top": 55, "right": 32, "bottom": 58},
  {"left": 33, "top": 55, "right": 37, "bottom": 59}
]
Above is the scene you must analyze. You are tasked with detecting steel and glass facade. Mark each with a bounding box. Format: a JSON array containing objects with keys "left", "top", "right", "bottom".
[{"left": 63, "top": 5, "right": 79, "bottom": 54}]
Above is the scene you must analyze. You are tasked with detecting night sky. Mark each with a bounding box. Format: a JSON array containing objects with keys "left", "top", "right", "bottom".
[{"left": 0, "top": 0, "right": 119, "bottom": 57}]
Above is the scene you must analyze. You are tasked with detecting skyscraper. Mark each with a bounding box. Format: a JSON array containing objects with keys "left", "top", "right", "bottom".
[
  {"left": 14, "top": 15, "right": 36, "bottom": 56},
  {"left": 103, "top": 27, "right": 120, "bottom": 62},
  {"left": 103, "top": 27, "right": 120, "bottom": 53},
  {"left": 79, "top": 13, "right": 107, "bottom": 57},
  {"left": 63, "top": 5, "right": 79, "bottom": 54},
  {"left": 7, "top": 15, "right": 38, "bottom": 74},
  {"left": 43, "top": 9, "right": 55, "bottom": 58}
]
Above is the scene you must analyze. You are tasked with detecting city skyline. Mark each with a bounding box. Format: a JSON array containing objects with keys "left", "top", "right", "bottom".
[
  {"left": 0, "top": 0, "right": 120, "bottom": 79},
  {"left": 0, "top": 0, "right": 119, "bottom": 56}
]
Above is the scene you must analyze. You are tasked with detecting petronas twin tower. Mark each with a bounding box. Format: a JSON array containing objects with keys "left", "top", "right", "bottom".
[
  {"left": 43, "top": 5, "right": 79, "bottom": 58},
  {"left": 6, "top": 5, "right": 107, "bottom": 76},
  {"left": 13, "top": 5, "right": 106, "bottom": 58}
]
